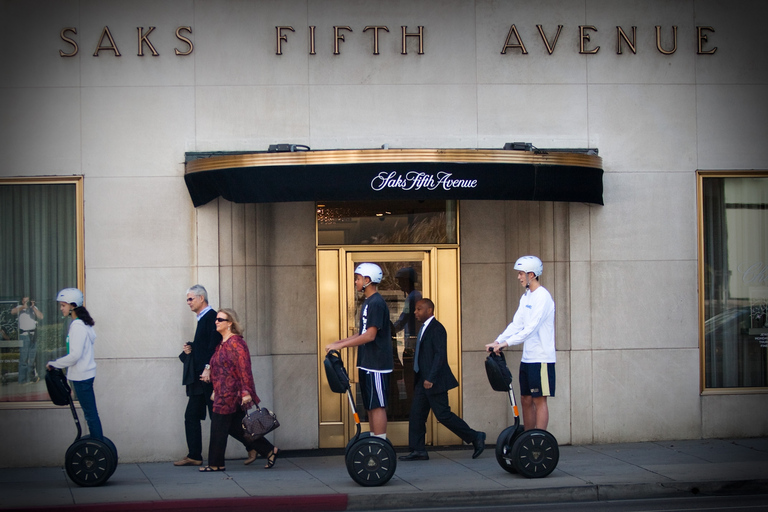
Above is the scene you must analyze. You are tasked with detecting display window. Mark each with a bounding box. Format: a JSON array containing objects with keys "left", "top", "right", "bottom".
[
  {"left": 0, "top": 178, "right": 83, "bottom": 404},
  {"left": 317, "top": 200, "right": 457, "bottom": 245},
  {"left": 699, "top": 173, "right": 768, "bottom": 391}
]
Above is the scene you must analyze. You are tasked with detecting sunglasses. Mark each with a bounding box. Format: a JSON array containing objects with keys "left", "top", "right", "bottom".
[{"left": 215, "top": 317, "right": 230, "bottom": 323}]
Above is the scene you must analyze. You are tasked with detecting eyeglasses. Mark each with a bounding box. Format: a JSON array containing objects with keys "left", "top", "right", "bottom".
[
  {"left": 215, "top": 317, "right": 230, "bottom": 323},
  {"left": 186, "top": 297, "right": 198, "bottom": 302}
]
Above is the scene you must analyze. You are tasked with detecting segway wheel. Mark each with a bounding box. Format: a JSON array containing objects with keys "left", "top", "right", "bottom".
[
  {"left": 65, "top": 438, "right": 115, "bottom": 487},
  {"left": 511, "top": 429, "right": 559, "bottom": 478},
  {"left": 81, "top": 435, "right": 118, "bottom": 479},
  {"left": 345, "top": 436, "right": 397, "bottom": 486},
  {"left": 495, "top": 425, "right": 523, "bottom": 474}
]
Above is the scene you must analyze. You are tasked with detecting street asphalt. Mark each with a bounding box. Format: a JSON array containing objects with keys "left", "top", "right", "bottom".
[{"left": 1, "top": 437, "right": 767, "bottom": 511}]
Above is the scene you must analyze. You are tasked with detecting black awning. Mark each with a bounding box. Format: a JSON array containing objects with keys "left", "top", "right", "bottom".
[{"left": 184, "top": 149, "right": 604, "bottom": 207}]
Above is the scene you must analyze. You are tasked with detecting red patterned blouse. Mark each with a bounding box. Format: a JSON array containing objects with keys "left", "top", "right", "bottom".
[{"left": 210, "top": 334, "right": 260, "bottom": 415}]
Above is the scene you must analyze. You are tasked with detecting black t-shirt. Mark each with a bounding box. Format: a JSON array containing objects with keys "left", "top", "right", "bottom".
[{"left": 356, "top": 292, "right": 393, "bottom": 372}]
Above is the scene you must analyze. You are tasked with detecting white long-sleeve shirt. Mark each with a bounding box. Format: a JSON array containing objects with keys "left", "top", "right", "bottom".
[
  {"left": 495, "top": 286, "right": 556, "bottom": 363},
  {"left": 49, "top": 319, "right": 97, "bottom": 381}
]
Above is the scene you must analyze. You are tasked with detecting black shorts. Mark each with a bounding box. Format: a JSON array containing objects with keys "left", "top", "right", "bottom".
[
  {"left": 519, "top": 362, "right": 555, "bottom": 397},
  {"left": 358, "top": 369, "right": 390, "bottom": 410}
]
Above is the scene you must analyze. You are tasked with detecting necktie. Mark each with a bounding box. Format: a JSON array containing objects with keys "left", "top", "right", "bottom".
[{"left": 413, "top": 323, "right": 425, "bottom": 373}]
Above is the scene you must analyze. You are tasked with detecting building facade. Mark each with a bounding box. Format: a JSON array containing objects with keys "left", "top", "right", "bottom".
[{"left": 1, "top": 0, "right": 766, "bottom": 467}]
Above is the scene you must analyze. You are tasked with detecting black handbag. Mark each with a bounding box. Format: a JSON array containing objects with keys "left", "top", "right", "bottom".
[
  {"left": 324, "top": 349, "right": 350, "bottom": 393},
  {"left": 242, "top": 404, "right": 280, "bottom": 442},
  {"left": 485, "top": 350, "right": 514, "bottom": 392},
  {"left": 46, "top": 368, "right": 72, "bottom": 406}
]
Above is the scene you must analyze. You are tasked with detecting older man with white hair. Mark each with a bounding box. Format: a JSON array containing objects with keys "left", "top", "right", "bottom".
[{"left": 175, "top": 285, "right": 221, "bottom": 467}]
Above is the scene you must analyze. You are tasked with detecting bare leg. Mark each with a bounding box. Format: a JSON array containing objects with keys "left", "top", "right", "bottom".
[
  {"left": 368, "top": 407, "right": 388, "bottom": 435},
  {"left": 521, "top": 395, "right": 535, "bottom": 430},
  {"left": 533, "top": 396, "right": 549, "bottom": 430},
  {"left": 521, "top": 395, "right": 549, "bottom": 430}
]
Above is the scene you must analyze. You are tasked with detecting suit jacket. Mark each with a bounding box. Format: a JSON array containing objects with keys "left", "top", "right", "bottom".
[
  {"left": 179, "top": 308, "right": 222, "bottom": 396},
  {"left": 414, "top": 318, "right": 459, "bottom": 395}
]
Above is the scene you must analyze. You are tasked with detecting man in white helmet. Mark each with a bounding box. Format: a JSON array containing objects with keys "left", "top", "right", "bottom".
[
  {"left": 486, "top": 256, "right": 555, "bottom": 431},
  {"left": 326, "top": 263, "right": 393, "bottom": 439}
]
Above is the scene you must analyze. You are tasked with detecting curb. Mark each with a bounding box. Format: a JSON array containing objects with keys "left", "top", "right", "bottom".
[
  {"left": 3, "top": 480, "right": 767, "bottom": 512},
  {"left": 2, "top": 494, "right": 349, "bottom": 512},
  {"left": 346, "top": 479, "right": 768, "bottom": 511}
]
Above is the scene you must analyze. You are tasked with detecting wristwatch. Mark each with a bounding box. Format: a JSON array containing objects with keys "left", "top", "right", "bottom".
[{"left": 204, "top": 364, "right": 211, "bottom": 370}]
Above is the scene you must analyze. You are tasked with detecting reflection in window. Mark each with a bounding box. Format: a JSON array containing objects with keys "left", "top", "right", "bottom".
[
  {"left": 0, "top": 181, "right": 79, "bottom": 402},
  {"left": 317, "top": 200, "right": 457, "bottom": 245},
  {"left": 702, "top": 175, "right": 768, "bottom": 389}
]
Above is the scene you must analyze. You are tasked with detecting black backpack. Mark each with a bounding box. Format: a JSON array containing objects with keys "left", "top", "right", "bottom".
[
  {"left": 324, "top": 350, "right": 351, "bottom": 393},
  {"left": 46, "top": 368, "right": 72, "bottom": 406},
  {"left": 485, "top": 351, "right": 514, "bottom": 392}
]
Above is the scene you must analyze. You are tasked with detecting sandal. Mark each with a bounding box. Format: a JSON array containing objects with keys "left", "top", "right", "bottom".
[
  {"left": 199, "top": 465, "right": 226, "bottom": 472},
  {"left": 264, "top": 448, "right": 278, "bottom": 469}
]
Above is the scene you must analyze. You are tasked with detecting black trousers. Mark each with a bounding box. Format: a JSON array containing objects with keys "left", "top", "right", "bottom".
[
  {"left": 408, "top": 377, "right": 477, "bottom": 452},
  {"left": 208, "top": 408, "right": 274, "bottom": 467},
  {"left": 184, "top": 391, "right": 213, "bottom": 461}
]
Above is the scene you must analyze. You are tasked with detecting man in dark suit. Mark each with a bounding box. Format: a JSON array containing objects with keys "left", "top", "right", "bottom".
[
  {"left": 175, "top": 285, "right": 222, "bottom": 466},
  {"left": 399, "top": 298, "right": 486, "bottom": 461}
]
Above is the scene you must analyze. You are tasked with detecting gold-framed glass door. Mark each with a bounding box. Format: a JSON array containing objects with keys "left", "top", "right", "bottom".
[{"left": 318, "top": 247, "right": 462, "bottom": 448}]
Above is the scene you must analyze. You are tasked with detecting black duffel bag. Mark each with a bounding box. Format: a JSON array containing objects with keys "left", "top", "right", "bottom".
[
  {"left": 324, "top": 350, "right": 350, "bottom": 393},
  {"left": 485, "top": 350, "right": 514, "bottom": 392},
  {"left": 46, "top": 367, "right": 72, "bottom": 406}
]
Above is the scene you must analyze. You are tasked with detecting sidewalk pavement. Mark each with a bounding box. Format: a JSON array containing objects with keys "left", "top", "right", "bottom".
[{"left": 1, "top": 437, "right": 767, "bottom": 512}]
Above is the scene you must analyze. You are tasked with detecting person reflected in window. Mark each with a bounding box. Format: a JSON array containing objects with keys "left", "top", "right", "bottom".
[
  {"left": 201, "top": 308, "right": 278, "bottom": 472},
  {"left": 393, "top": 267, "right": 423, "bottom": 355},
  {"left": 13, "top": 296, "right": 43, "bottom": 384},
  {"left": 391, "top": 267, "right": 422, "bottom": 415},
  {"left": 47, "top": 288, "right": 103, "bottom": 441}
]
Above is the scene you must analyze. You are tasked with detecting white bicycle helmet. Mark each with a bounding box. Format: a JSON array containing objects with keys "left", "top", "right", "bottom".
[
  {"left": 56, "top": 287, "right": 84, "bottom": 307},
  {"left": 514, "top": 256, "right": 543, "bottom": 277},
  {"left": 355, "top": 263, "right": 383, "bottom": 284}
]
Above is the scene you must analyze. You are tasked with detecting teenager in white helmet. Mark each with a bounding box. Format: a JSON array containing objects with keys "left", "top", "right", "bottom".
[
  {"left": 326, "top": 263, "right": 393, "bottom": 439},
  {"left": 486, "top": 256, "right": 555, "bottom": 431},
  {"left": 47, "top": 288, "right": 103, "bottom": 441}
]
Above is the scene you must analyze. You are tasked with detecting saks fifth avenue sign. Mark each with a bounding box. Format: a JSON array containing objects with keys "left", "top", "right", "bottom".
[
  {"left": 183, "top": 149, "right": 605, "bottom": 207},
  {"left": 58, "top": 24, "right": 718, "bottom": 58},
  {"left": 372, "top": 171, "right": 478, "bottom": 192}
]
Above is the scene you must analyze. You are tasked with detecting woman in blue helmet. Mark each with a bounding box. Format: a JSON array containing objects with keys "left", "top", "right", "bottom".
[{"left": 47, "top": 288, "right": 103, "bottom": 441}]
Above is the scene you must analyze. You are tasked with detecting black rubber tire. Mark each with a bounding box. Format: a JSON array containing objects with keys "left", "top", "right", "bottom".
[
  {"left": 81, "top": 435, "right": 118, "bottom": 479},
  {"left": 495, "top": 424, "right": 523, "bottom": 474},
  {"left": 65, "top": 438, "right": 115, "bottom": 487},
  {"left": 510, "top": 429, "right": 559, "bottom": 478},
  {"left": 345, "top": 437, "right": 397, "bottom": 487}
]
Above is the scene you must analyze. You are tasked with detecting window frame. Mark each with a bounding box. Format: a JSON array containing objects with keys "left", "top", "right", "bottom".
[
  {"left": 0, "top": 176, "right": 84, "bottom": 409},
  {"left": 697, "top": 170, "right": 768, "bottom": 395}
]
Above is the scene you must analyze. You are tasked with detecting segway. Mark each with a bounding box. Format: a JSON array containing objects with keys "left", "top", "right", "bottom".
[
  {"left": 45, "top": 368, "right": 118, "bottom": 486},
  {"left": 485, "top": 351, "right": 559, "bottom": 478},
  {"left": 324, "top": 350, "right": 397, "bottom": 486}
]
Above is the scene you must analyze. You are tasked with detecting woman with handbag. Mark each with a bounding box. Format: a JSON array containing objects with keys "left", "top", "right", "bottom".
[
  {"left": 46, "top": 288, "right": 103, "bottom": 441},
  {"left": 200, "top": 308, "right": 278, "bottom": 472}
]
